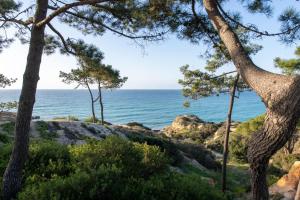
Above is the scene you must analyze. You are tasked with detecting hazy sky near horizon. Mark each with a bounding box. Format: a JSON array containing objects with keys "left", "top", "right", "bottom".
[{"left": 1, "top": 0, "right": 300, "bottom": 89}]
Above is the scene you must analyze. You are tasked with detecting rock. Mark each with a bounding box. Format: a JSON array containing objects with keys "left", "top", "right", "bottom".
[
  {"left": 167, "top": 115, "right": 204, "bottom": 131},
  {"left": 0, "top": 112, "right": 16, "bottom": 123},
  {"left": 125, "top": 122, "right": 151, "bottom": 131},
  {"left": 205, "top": 122, "right": 240, "bottom": 153},
  {"left": 269, "top": 161, "right": 300, "bottom": 200},
  {"left": 32, "top": 115, "right": 40, "bottom": 120},
  {"left": 162, "top": 115, "right": 219, "bottom": 140}
]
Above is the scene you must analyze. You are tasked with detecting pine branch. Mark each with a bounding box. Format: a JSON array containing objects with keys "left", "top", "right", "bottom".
[
  {"left": 216, "top": 1, "right": 300, "bottom": 37},
  {"left": 36, "top": 0, "right": 111, "bottom": 27},
  {"left": 47, "top": 22, "right": 76, "bottom": 55}
]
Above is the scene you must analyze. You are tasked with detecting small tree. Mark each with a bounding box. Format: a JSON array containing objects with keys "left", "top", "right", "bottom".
[
  {"left": 179, "top": 65, "right": 248, "bottom": 192},
  {"left": 91, "top": 64, "right": 127, "bottom": 125},
  {"left": 60, "top": 68, "right": 98, "bottom": 122}
]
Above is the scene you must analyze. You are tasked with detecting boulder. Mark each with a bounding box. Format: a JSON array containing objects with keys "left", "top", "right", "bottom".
[
  {"left": 269, "top": 161, "right": 300, "bottom": 200},
  {"left": 162, "top": 115, "right": 219, "bottom": 141}
]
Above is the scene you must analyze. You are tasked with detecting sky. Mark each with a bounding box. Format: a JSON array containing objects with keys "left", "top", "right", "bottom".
[{"left": 0, "top": 0, "right": 299, "bottom": 89}]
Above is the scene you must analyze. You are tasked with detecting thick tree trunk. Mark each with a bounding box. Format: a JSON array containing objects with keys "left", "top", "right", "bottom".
[
  {"left": 86, "top": 82, "right": 96, "bottom": 123},
  {"left": 222, "top": 74, "right": 239, "bottom": 193},
  {"left": 203, "top": 0, "right": 300, "bottom": 199},
  {"left": 98, "top": 82, "right": 104, "bottom": 125},
  {"left": 2, "top": 0, "right": 48, "bottom": 199}
]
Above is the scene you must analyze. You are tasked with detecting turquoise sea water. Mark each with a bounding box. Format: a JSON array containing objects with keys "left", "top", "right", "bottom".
[{"left": 0, "top": 90, "right": 265, "bottom": 129}]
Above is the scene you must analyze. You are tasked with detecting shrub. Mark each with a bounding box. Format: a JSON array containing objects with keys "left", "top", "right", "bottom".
[
  {"left": 0, "top": 144, "right": 12, "bottom": 176},
  {"left": 24, "top": 141, "right": 73, "bottom": 184},
  {"left": 126, "top": 133, "right": 183, "bottom": 166},
  {"left": 0, "top": 122, "right": 15, "bottom": 135},
  {"left": 84, "top": 116, "right": 100, "bottom": 123},
  {"left": 229, "top": 114, "right": 265, "bottom": 162},
  {"left": 19, "top": 170, "right": 225, "bottom": 200},
  {"left": 70, "top": 136, "right": 169, "bottom": 176},
  {"left": 272, "top": 151, "right": 300, "bottom": 172}
]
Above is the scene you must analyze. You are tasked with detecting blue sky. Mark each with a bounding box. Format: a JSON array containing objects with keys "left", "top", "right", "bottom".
[{"left": 1, "top": 0, "right": 299, "bottom": 89}]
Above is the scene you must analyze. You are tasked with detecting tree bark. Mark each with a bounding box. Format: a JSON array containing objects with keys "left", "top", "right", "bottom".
[
  {"left": 222, "top": 73, "right": 239, "bottom": 193},
  {"left": 203, "top": 0, "right": 300, "bottom": 199},
  {"left": 2, "top": 0, "right": 48, "bottom": 199},
  {"left": 86, "top": 81, "right": 96, "bottom": 123},
  {"left": 98, "top": 82, "right": 104, "bottom": 125}
]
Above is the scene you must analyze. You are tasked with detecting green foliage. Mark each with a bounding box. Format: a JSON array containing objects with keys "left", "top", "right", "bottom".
[
  {"left": 24, "top": 141, "right": 73, "bottom": 184},
  {"left": 70, "top": 136, "right": 169, "bottom": 176},
  {"left": 229, "top": 114, "right": 265, "bottom": 162},
  {"left": 178, "top": 65, "right": 248, "bottom": 105},
  {"left": 0, "top": 121, "right": 15, "bottom": 135},
  {"left": 18, "top": 170, "right": 226, "bottom": 200},
  {"left": 0, "top": 144, "right": 12, "bottom": 176},
  {"left": 90, "top": 64, "right": 128, "bottom": 89},
  {"left": 84, "top": 116, "right": 100, "bottom": 123},
  {"left": 36, "top": 121, "right": 58, "bottom": 140},
  {"left": 0, "top": 74, "right": 16, "bottom": 88},
  {"left": 272, "top": 151, "right": 300, "bottom": 172},
  {"left": 274, "top": 46, "right": 300, "bottom": 75},
  {"left": 126, "top": 133, "right": 183, "bottom": 166}
]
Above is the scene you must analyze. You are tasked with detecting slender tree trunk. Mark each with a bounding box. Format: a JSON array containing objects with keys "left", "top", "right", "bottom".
[
  {"left": 86, "top": 82, "right": 96, "bottom": 123},
  {"left": 98, "top": 82, "right": 104, "bottom": 125},
  {"left": 203, "top": 0, "right": 300, "bottom": 199},
  {"left": 222, "top": 73, "right": 239, "bottom": 193},
  {"left": 2, "top": 1, "right": 48, "bottom": 199}
]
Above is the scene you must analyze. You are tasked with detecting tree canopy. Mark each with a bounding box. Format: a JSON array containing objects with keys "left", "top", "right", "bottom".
[{"left": 274, "top": 47, "right": 300, "bottom": 75}]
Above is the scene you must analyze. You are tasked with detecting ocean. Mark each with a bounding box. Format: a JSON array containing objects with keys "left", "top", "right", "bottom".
[{"left": 0, "top": 90, "right": 265, "bottom": 129}]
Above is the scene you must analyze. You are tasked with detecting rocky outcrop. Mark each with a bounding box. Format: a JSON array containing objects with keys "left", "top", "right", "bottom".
[
  {"left": 269, "top": 161, "right": 300, "bottom": 200},
  {"left": 162, "top": 115, "right": 220, "bottom": 141},
  {"left": 0, "top": 112, "right": 16, "bottom": 123}
]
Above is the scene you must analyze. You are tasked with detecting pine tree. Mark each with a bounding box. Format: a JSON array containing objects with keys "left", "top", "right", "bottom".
[
  {"left": 0, "top": 1, "right": 165, "bottom": 198},
  {"left": 156, "top": 0, "right": 300, "bottom": 198}
]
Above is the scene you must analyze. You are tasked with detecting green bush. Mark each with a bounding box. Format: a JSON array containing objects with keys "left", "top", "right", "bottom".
[
  {"left": 24, "top": 141, "right": 73, "bottom": 184},
  {"left": 272, "top": 151, "right": 300, "bottom": 172},
  {"left": 229, "top": 114, "right": 265, "bottom": 162},
  {"left": 70, "top": 136, "right": 169, "bottom": 176},
  {"left": 84, "top": 116, "right": 100, "bottom": 123},
  {"left": 19, "top": 170, "right": 225, "bottom": 200},
  {"left": 0, "top": 144, "right": 12, "bottom": 175},
  {"left": 0, "top": 122, "right": 15, "bottom": 135},
  {"left": 126, "top": 133, "right": 183, "bottom": 166}
]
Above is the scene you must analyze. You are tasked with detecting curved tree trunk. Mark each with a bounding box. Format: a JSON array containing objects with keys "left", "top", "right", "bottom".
[
  {"left": 203, "top": 0, "right": 300, "bottom": 199},
  {"left": 2, "top": 0, "right": 48, "bottom": 199},
  {"left": 98, "top": 82, "right": 104, "bottom": 125},
  {"left": 86, "top": 82, "right": 96, "bottom": 123},
  {"left": 222, "top": 73, "right": 239, "bottom": 193}
]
